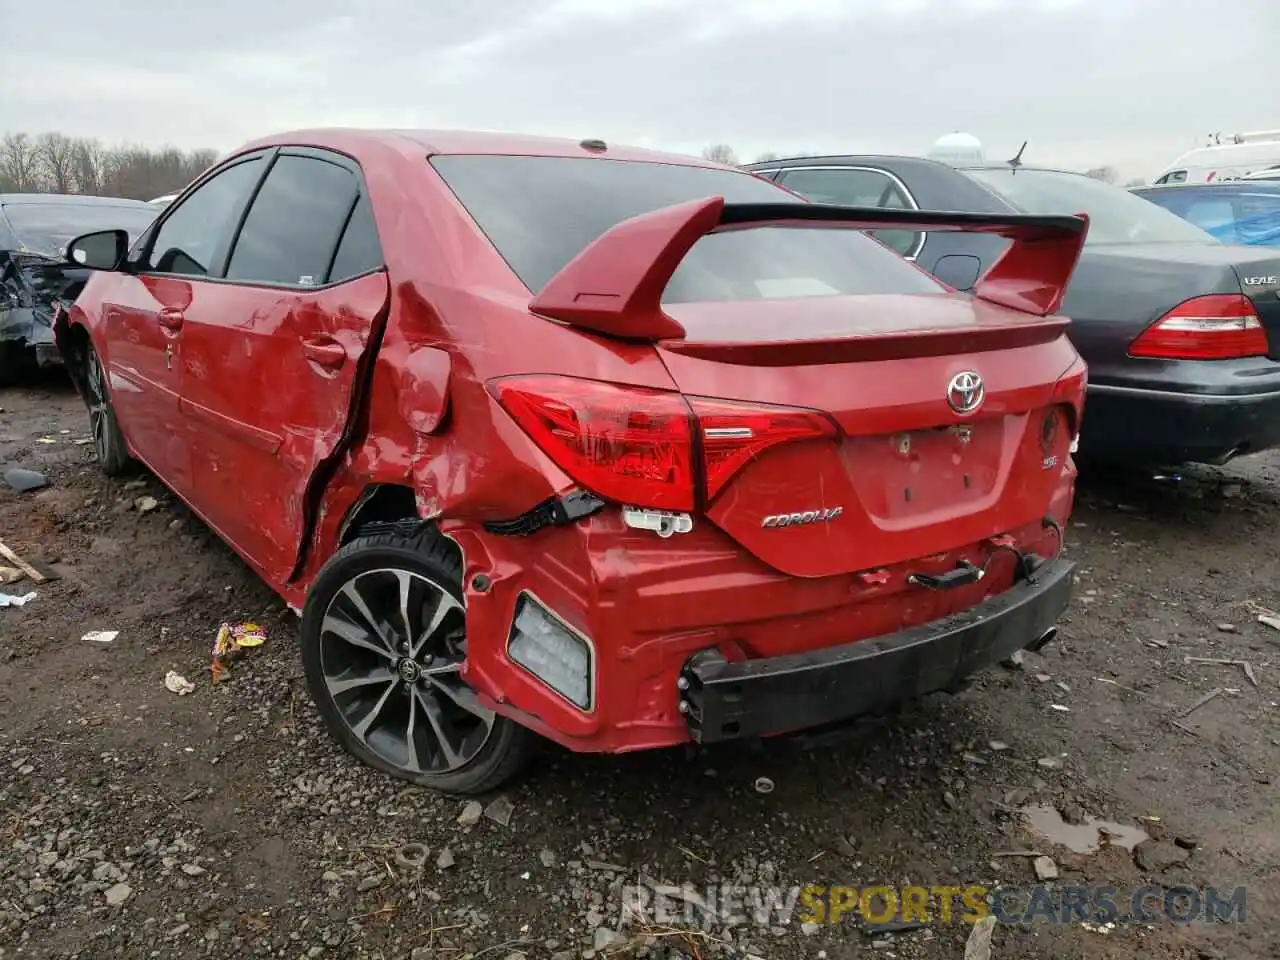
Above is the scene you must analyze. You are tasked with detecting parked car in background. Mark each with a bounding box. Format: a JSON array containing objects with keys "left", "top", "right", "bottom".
[
  {"left": 1131, "top": 181, "right": 1280, "bottom": 248},
  {"left": 1, "top": 193, "right": 159, "bottom": 382},
  {"left": 55, "top": 129, "right": 1087, "bottom": 793},
  {"left": 747, "top": 155, "right": 1280, "bottom": 468},
  {"left": 1151, "top": 130, "right": 1280, "bottom": 184}
]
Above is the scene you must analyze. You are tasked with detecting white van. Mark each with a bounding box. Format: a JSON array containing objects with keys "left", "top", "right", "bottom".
[{"left": 1152, "top": 130, "right": 1280, "bottom": 184}]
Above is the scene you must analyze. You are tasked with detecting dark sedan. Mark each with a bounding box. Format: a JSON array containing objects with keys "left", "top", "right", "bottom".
[
  {"left": 747, "top": 156, "right": 1280, "bottom": 467},
  {"left": 1, "top": 193, "right": 159, "bottom": 382}
]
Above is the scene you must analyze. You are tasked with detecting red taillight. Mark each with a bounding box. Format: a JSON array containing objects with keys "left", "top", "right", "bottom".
[
  {"left": 1128, "top": 295, "right": 1268, "bottom": 360},
  {"left": 688, "top": 396, "right": 837, "bottom": 500},
  {"left": 490, "top": 376, "right": 838, "bottom": 510},
  {"left": 491, "top": 377, "right": 695, "bottom": 511}
]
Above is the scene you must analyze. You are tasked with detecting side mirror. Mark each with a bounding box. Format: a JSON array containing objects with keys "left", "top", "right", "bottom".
[{"left": 66, "top": 229, "right": 129, "bottom": 271}]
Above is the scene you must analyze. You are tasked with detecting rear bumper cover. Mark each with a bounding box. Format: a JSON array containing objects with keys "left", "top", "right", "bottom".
[
  {"left": 1082, "top": 383, "right": 1280, "bottom": 464},
  {"left": 679, "top": 556, "right": 1075, "bottom": 743}
]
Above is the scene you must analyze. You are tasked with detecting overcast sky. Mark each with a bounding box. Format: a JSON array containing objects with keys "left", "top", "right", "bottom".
[{"left": 3, "top": 0, "right": 1276, "bottom": 180}]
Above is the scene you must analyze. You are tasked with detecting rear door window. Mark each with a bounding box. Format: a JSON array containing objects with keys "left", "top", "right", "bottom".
[
  {"left": 774, "top": 167, "right": 922, "bottom": 257},
  {"left": 327, "top": 195, "right": 384, "bottom": 282},
  {"left": 225, "top": 155, "right": 360, "bottom": 286}
]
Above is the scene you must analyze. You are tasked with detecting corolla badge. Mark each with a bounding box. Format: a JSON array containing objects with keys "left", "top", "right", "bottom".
[
  {"left": 762, "top": 507, "right": 844, "bottom": 529},
  {"left": 947, "top": 371, "right": 984, "bottom": 415}
]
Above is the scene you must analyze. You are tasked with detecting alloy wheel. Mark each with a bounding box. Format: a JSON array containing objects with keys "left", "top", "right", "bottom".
[
  {"left": 85, "top": 349, "right": 112, "bottom": 464},
  {"left": 318, "top": 568, "right": 494, "bottom": 775}
]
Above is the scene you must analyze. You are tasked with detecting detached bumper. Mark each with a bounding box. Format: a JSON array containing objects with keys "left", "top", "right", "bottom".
[{"left": 679, "top": 557, "right": 1074, "bottom": 744}]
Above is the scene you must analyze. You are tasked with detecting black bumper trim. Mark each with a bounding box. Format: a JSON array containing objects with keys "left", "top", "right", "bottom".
[{"left": 680, "top": 557, "right": 1075, "bottom": 744}]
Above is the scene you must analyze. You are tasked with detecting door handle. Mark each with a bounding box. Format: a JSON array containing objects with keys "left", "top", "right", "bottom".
[
  {"left": 302, "top": 337, "right": 347, "bottom": 369},
  {"left": 157, "top": 307, "right": 184, "bottom": 331}
]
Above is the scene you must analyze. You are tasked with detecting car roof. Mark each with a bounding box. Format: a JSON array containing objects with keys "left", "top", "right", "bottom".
[
  {"left": 232, "top": 128, "right": 731, "bottom": 169},
  {"left": 0, "top": 193, "right": 157, "bottom": 208},
  {"left": 954, "top": 164, "right": 1085, "bottom": 176},
  {"left": 743, "top": 153, "right": 957, "bottom": 172}
]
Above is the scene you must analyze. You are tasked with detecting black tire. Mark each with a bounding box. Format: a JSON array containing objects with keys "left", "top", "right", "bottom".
[
  {"left": 82, "top": 341, "right": 131, "bottom": 476},
  {"left": 300, "top": 527, "right": 538, "bottom": 795}
]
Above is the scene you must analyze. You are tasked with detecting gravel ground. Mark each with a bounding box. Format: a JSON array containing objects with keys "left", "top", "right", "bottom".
[{"left": 1, "top": 378, "right": 1277, "bottom": 960}]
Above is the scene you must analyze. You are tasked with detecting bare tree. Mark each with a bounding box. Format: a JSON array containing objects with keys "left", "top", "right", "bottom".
[
  {"left": 753, "top": 151, "right": 780, "bottom": 164},
  {"left": 701, "top": 143, "right": 739, "bottom": 166},
  {"left": 36, "top": 132, "right": 76, "bottom": 193},
  {"left": 1, "top": 130, "right": 219, "bottom": 199},
  {"left": 1084, "top": 165, "right": 1118, "bottom": 184},
  {"left": 71, "top": 137, "right": 107, "bottom": 195},
  {"left": 0, "top": 133, "right": 43, "bottom": 192},
  {"left": 1123, "top": 177, "right": 1147, "bottom": 188}
]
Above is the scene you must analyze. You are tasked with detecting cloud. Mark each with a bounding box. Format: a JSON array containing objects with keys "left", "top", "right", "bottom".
[{"left": 0, "top": 0, "right": 1275, "bottom": 180}]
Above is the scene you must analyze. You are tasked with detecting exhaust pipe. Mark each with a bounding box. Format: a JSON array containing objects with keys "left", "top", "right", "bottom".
[{"left": 1026, "top": 626, "right": 1058, "bottom": 653}]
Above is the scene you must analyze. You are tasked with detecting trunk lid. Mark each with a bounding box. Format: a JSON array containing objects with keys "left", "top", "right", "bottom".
[{"left": 659, "top": 294, "right": 1083, "bottom": 578}]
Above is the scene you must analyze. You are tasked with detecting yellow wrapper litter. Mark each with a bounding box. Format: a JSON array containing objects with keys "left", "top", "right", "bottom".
[{"left": 212, "top": 621, "right": 268, "bottom": 681}]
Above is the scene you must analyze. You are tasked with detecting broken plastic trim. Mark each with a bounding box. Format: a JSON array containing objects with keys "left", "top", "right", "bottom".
[
  {"left": 909, "top": 535, "right": 1054, "bottom": 593},
  {"left": 621, "top": 506, "right": 693, "bottom": 538},
  {"left": 906, "top": 559, "right": 985, "bottom": 590},
  {"left": 483, "top": 490, "right": 606, "bottom": 537},
  {"left": 356, "top": 517, "right": 428, "bottom": 540}
]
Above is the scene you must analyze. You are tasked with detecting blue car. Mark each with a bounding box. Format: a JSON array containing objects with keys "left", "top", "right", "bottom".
[{"left": 1131, "top": 181, "right": 1280, "bottom": 248}]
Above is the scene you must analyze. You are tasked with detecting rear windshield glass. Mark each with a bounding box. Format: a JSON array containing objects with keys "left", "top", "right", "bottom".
[
  {"left": 965, "top": 168, "right": 1216, "bottom": 245},
  {"left": 2, "top": 202, "right": 160, "bottom": 258},
  {"left": 430, "top": 155, "right": 944, "bottom": 301}
]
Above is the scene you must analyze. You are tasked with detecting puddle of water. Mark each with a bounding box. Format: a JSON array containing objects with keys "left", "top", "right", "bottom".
[{"left": 1019, "top": 804, "right": 1149, "bottom": 854}]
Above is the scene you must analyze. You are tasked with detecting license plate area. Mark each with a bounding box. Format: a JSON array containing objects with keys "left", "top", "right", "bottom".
[{"left": 843, "top": 420, "right": 1004, "bottom": 521}]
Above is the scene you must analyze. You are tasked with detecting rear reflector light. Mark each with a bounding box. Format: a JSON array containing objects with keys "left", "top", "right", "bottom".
[
  {"left": 490, "top": 376, "right": 838, "bottom": 510},
  {"left": 1128, "top": 294, "right": 1268, "bottom": 360},
  {"left": 688, "top": 396, "right": 838, "bottom": 500},
  {"left": 508, "top": 594, "right": 593, "bottom": 710}
]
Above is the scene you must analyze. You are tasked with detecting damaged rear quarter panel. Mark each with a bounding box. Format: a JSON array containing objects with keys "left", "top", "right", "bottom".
[{"left": 294, "top": 149, "right": 682, "bottom": 736}]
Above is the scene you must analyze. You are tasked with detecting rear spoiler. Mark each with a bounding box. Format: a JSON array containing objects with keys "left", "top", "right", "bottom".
[{"left": 528, "top": 196, "right": 1090, "bottom": 341}]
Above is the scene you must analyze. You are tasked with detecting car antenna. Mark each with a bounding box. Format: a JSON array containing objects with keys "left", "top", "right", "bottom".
[{"left": 1006, "top": 141, "right": 1028, "bottom": 173}]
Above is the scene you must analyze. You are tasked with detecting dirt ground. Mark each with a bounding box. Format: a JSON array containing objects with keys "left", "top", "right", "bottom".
[{"left": 1, "top": 377, "right": 1276, "bottom": 960}]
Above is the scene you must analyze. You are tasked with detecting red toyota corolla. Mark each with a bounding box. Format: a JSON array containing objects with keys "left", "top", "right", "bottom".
[{"left": 55, "top": 130, "right": 1088, "bottom": 794}]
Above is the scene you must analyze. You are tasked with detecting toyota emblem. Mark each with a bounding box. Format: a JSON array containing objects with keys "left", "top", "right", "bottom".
[{"left": 947, "top": 371, "right": 984, "bottom": 415}]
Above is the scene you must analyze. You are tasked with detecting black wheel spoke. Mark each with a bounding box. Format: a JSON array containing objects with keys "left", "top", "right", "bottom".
[
  {"left": 327, "top": 665, "right": 395, "bottom": 695},
  {"left": 424, "top": 672, "right": 471, "bottom": 709},
  {"left": 339, "top": 580, "right": 396, "bottom": 653},
  {"left": 414, "top": 687, "right": 463, "bottom": 768},
  {"left": 318, "top": 568, "right": 494, "bottom": 776},
  {"left": 351, "top": 679, "right": 399, "bottom": 742},
  {"left": 410, "top": 590, "right": 462, "bottom": 658},
  {"left": 322, "top": 612, "right": 394, "bottom": 662},
  {"left": 403, "top": 691, "right": 424, "bottom": 773}
]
